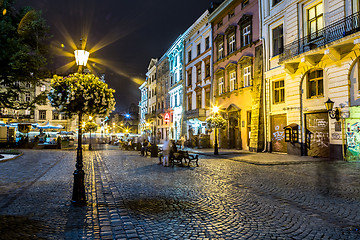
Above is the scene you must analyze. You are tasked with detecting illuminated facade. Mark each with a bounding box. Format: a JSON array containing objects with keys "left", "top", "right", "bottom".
[
  {"left": 209, "top": 0, "right": 264, "bottom": 151},
  {"left": 167, "top": 36, "right": 185, "bottom": 141},
  {"left": 261, "top": 0, "right": 360, "bottom": 160},
  {"left": 155, "top": 55, "right": 171, "bottom": 143},
  {"left": 183, "top": 10, "right": 213, "bottom": 147},
  {"left": 138, "top": 80, "right": 148, "bottom": 135},
  {"left": 145, "top": 58, "right": 158, "bottom": 142}
]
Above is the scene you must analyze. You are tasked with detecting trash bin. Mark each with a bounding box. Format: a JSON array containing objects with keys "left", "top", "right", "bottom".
[{"left": 151, "top": 144, "right": 158, "bottom": 158}]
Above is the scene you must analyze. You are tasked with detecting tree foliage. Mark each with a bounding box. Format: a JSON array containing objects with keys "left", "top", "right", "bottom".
[
  {"left": 0, "top": 0, "right": 51, "bottom": 109},
  {"left": 206, "top": 115, "right": 227, "bottom": 129},
  {"left": 84, "top": 121, "right": 98, "bottom": 133},
  {"left": 48, "top": 73, "right": 116, "bottom": 118}
]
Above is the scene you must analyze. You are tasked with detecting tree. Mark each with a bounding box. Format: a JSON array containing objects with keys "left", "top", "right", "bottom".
[
  {"left": 48, "top": 73, "right": 115, "bottom": 118},
  {"left": 206, "top": 115, "right": 227, "bottom": 129},
  {"left": 48, "top": 73, "right": 115, "bottom": 204},
  {"left": 0, "top": 0, "right": 51, "bottom": 109}
]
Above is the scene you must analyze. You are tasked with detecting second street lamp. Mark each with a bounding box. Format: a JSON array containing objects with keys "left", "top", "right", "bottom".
[
  {"left": 72, "top": 43, "right": 89, "bottom": 205},
  {"left": 212, "top": 106, "right": 220, "bottom": 155}
]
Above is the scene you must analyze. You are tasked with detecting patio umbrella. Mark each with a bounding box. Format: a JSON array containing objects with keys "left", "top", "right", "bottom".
[{"left": 37, "top": 121, "right": 64, "bottom": 129}]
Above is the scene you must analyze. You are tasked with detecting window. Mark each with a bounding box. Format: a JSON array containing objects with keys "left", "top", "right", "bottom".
[
  {"left": 53, "top": 111, "right": 59, "bottom": 120},
  {"left": 205, "top": 63, "right": 210, "bottom": 78},
  {"left": 242, "top": 25, "right": 251, "bottom": 46},
  {"left": 217, "top": 20, "right": 223, "bottom": 28},
  {"left": 25, "top": 109, "right": 31, "bottom": 115},
  {"left": 243, "top": 66, "right": 252, "bottom": 87},
  {"left": 25, "top": 93, "right": 31, "bottom": 102},
  {"left": 188, "top": 95, "right": 192, "bottom": 111},
  {"left": 219, "top": 77, "right": 224, "bottom": 95},
  {"left": 272, "top": 0, "right": 282, "bottom": 6},
  {"left": 197, "top": 67, "right": 201, "bottom": 82},
  {"left": 272, "top": 24, "right": 283, "bottom": 56},
  {"left": 205, "top": 90, "right": 210, "bottom": 108},
  {"left": 187, "top": 71, "right": 192, "bottom": 86},
  {"left": 40, "top": 85, "right": 46, "bottom": 91},
  {"left": 25, "top": 82, "right": 31, "bottom": 88},
  {"left": 228, "top": 11, "right": 235, "bottom": 19},
  {"left": 196, "top": 93, "right": 202, "bottom": 109},
  {"left": 273, "top": 80, "right": 285, "bottom": 103},
  {"left": 242, "top": 0, "right": 249, "bottom": 8},
  {"left": 188, "top": 50, "right": 192, "bottom": 62},
  {"left": 218, "top": 42, "right": 224, "bottom": 60},
  {"left": 229, "top": 71, "right": 236, "bottom": 91},
  {"left": 39, "top": 110, "right": 46, "bottom": 120},
  {"left": 228, "top": 34, "right": 236, "bottom": 53},
  {"left": 307, "top": 69, "right": 323, "bottom": 98},
  {"left": 205, "top": 37, "right": 210, "bottom": 50},
  {"left": 197, "top": 44, "right": 201, "bottom": 56},
  {"left": 308, "top": 3, "right": 323, "bottom": 40}
]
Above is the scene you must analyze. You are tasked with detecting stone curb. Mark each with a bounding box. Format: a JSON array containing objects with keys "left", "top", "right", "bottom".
[
  {"left": 188, "top": 151, "right": 338, "bottom": 166},
  {"left": 0, "top": 152, "right": 24, "bottom": 163}
]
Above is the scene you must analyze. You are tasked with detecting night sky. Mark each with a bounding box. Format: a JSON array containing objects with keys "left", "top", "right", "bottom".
[{"left": 18, "top": 0, "right": 216, "bottom": 112}]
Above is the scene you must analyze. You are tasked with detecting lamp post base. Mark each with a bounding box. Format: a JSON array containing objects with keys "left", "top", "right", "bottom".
[
  {"left": 72, "top": 169, "right": 86, "bottom": 205},
  {"left": 214, "top": 143, "right": 219, "bottom": 155}
]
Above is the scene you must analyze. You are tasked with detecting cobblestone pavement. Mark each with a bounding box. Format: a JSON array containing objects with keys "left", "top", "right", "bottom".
[{"left": 0, "top": 148, "right": 359, "bottom": 239}]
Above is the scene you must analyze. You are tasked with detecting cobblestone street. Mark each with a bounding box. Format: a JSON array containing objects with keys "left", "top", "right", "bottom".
[{"left": 0, "top": 148, "right": 359, "bottom": 239}]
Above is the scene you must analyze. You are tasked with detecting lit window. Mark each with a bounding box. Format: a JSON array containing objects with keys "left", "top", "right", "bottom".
[
  {"left": 25, "top": 93, "right": 31, "bottom": 102},
  {"left": 218, "top": 42, "right": 224, "bottom": 60},
  {"left": 197, "top": 67, "right": 202, "bottom": 82},
  {"left": 242, "top": 25, "right": 251, "bottom": 46},
  {"left": 307, "top": 69, "right": 323, "bottom": 98},
  {"left": 219, "top": 77, "right": 224, "bottom": 95},
  {"left": 273, "top": 80, "right": 285, "bottom": 103},
  {"left": 308, "top": 3, "right": 323, "bottom": 40},
  {"left": 228, "top": 34, "right": 236, "bottom": 53},
  {"left": 40, "top": 85, "right": 46, "bottom": 91},
  {"left": 230, "top": 71, "right": 236, "bottom": 91},
  {"left": 243, "top": 66, "right": 252, "bottom": 87}
]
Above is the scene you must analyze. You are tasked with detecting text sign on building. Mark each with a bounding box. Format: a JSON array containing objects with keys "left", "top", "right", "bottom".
[{"left": 164, "top": 113, "right": 170, "bottom": 123}]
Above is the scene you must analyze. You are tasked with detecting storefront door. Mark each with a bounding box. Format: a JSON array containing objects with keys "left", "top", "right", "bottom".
[
  {"left": 305, "top": 112, "right": 329, "bottom": 158},
  {"left": 271, "top": 114, "right": 287, "bottom": 153}
]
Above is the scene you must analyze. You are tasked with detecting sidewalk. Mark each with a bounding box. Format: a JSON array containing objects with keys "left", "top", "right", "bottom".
[{"left": 184, "top": 147, "right": 341, "bottom": 165}]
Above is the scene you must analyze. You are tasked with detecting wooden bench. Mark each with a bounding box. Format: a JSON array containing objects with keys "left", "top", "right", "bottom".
[{"left": 169, "top": 150, "right": 199, "bottom": 167}]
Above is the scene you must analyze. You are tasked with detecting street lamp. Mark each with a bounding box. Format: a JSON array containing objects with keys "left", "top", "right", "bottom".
[
  {"left": 72, "top": 42, "right": 90, "bottom": 205},
  {"left": 212, "top": 106, "right": 220, "bottom": 155},
  {"left": 324, "top": 98, "right": 340, "bottom": 121}
]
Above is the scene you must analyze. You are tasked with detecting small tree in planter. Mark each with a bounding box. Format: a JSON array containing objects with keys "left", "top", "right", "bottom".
[
  {"left": 48, "top": 73, "right": 115, "bottom": 204},
  {"left": 206, "top": 114, "right": 227, "bottom": 155}
]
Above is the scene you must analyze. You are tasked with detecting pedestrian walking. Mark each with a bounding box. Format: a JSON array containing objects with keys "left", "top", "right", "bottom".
[
  {"left": 162, "top": 139, "right": 170, "bottom": 167},
  {"left": 180, "top": 135, "right": 185, "bottom": 149}
]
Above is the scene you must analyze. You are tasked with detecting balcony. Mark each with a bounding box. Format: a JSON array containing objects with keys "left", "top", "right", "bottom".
[
  {"left": 280, "top": 11, "right": 360, "bottom": 63},
  {"left": 185, "top": 108, "right": 206, "bottom": 120},
  {"left": 145, "top": 111, "right": 156, "bottom": 120}
]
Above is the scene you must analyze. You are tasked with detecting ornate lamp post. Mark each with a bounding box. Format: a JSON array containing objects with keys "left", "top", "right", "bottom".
[
  {"left": 212, "top": 106, "right": 220, "bottom": 155},
  {"left": 89, "top": 116, "right": 93, "bottom": 150},
  {"left": 72, "top": 44, "right": 89, "bottom": 205}
]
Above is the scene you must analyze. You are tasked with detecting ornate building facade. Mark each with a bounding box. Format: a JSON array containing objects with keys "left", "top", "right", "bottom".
[{"left": 209, "top": 0, "right": 264, "bottom": 151}]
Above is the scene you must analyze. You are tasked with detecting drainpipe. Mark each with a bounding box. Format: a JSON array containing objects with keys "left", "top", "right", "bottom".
[
  {"left": 300, "top": 80, "right": 305, "bottom": 156},
  {"left": 259, "top": 1, "right": 268, "bottom": 152}
]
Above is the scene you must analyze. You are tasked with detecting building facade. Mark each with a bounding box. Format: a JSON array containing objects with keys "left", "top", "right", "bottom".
[
  {"left": 183, "top": 10, "right": 213, "bottom": 147},
  {"left": 167, "top": 36, "right": 185, "bottom": 141},
  {"left": 138, "top": 81, "right": 148, "bottom": 135},
  {"left": 155, "top": 55, "right": 171, "bottom": 143},
  {"left": 145, "top": 58, "right": 158, "bottom": 142},
  {"left": 209, "top": 0, "right": 264, "bottom": 151},
  {"left": 261, "top": 0, "right": 360, "bottom": 160}
]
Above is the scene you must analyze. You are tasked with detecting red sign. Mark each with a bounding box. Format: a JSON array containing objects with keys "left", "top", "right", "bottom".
[{"left": 164, "top": 113, "right": 170, "bottom": 123}]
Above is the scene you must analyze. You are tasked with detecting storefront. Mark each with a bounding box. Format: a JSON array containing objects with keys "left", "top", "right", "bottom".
[
  {"left": 345, "top": 106, "right": 360, "bottom": 161},
  {"left": 305, "top": 112, "right": 329, "bottom": 158}
]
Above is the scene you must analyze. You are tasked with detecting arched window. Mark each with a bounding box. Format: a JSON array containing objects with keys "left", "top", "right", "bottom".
[{"left": 307, "top": 69, "right": 323, "bottom": 98}]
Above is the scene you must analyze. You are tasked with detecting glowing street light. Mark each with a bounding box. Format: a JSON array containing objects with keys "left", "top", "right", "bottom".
[
  {"left": 74, "top": 49, "right": 89, "bottom": 66},
  {"left": 212, "top": 106, "right": 220, "bottom": 155}
]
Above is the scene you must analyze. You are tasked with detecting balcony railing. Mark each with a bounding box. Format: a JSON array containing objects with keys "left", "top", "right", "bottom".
[
  {"left": 185, "top": 108, "right": 206, "bottom": 119},
  {"left": 280, "top": 11, "right": 360, "bottom": 62},
  {"left": 145, "top": 111, "right": 156, "bottom": 120}
]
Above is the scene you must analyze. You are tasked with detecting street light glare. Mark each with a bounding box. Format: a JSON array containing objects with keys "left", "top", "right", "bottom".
[
  {"left": 74, "top": 49, "right": 90, "bottom": 66},
  {"left": 212, "top": 106, "right": 220, "bottom": 114}
]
